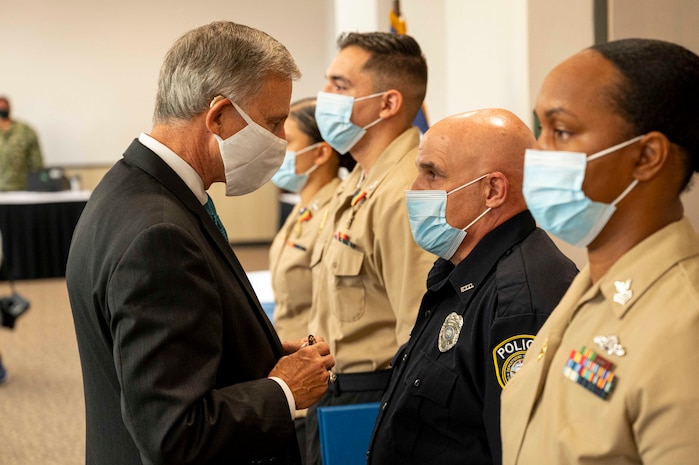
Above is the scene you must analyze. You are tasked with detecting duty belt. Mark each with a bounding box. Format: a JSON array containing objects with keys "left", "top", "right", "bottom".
[{"left": 327, "top": 369, "right": 392, "bottom": 394}]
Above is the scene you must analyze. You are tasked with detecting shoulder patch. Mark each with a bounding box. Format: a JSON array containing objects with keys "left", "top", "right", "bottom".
[{"left": 492, "top": 335, "right": 535, "bottom": 388}]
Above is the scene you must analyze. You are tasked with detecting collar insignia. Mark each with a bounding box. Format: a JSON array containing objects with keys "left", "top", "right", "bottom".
[
  {"left": 460, "top": 283, "right": 474, "bottom": 293},
  {"left": 613, "top": 279, "right": 632, "bottom": 305}
]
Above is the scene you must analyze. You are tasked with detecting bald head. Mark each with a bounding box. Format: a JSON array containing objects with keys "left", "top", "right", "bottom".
[{"left": 417, "top": 108, "right": 535, "bottom": 205}]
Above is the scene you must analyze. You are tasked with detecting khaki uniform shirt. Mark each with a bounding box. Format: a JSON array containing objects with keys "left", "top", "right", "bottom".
[
  {"left": 270, "top": 178, "right": 341, "bottom": 342},
  {"left": 0, "top": 121, "right": 43, "bottom": 191},
  {"left": 308, "top": 127, "right": 435, "bottom": 374},
  {"left": 501, "top": 217, "right": 699, "bottom": 465}
]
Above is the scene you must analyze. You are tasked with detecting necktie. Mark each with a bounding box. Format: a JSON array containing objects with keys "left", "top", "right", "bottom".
[{"left": 203, "top": 195, "right": 229, "bottom": 241}]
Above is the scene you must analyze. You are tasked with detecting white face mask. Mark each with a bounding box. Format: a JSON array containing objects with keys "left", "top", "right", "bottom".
[{"left": 215, "top": 100, "right": 288, "bottom": 196}]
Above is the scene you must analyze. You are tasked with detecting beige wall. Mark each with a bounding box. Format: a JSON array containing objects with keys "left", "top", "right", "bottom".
[
  {"left": 609, "top": 0, "right": 699, "bottom": 52},
  {"left": 609, "top": 0, "right": 699, "bottom": 234},
  {"left": 2, "top": 0, "right": 335, "bottom": 167}
]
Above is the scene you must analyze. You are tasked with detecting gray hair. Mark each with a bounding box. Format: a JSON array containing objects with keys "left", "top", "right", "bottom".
[{"left": 153, "top": 21, "right": 300, "bottom": 124}]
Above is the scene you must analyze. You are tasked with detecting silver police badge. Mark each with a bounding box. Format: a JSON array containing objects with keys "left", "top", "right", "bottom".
[{"left": 438, "top": 312, "right": 463, "bottom": 352}]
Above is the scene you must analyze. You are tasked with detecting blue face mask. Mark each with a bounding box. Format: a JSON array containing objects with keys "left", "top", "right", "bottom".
[
  {"left": 405, "top": 174, "right": 491, "bottom": 260},
  {"left": 315, "top": 91, "right": 385, "bottom": 154},
  {"left": 522, "top": 135, "right": 643, "bottom": 247},
  {"left": 270, "top": 143, "right": 321, "bottom": 193}
]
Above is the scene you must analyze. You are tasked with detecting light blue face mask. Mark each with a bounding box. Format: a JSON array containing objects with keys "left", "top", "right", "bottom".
[
  {"left": 522, "top": 135, "right": 643, "bottom": 247},
  {"left": 270, "top": 143, "right": 321, "bottom": 193},
  {"left": 405, "top": 174, "right": 491, "bottom": 260},
  {"left": 315, "top": 91, "right": 385, "bottom": 154}
]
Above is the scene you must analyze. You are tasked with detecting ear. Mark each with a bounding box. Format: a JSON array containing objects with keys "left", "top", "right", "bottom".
[
  {"left": 205, "top": 96, "right": 231, "bottom": 136},
  {"left": 314, "top": 142, "right": 335, "bottom": 165},
  {"left": 483, "top": 172, "right": 508, "bottom": 209},
  {"left": 378, "top": 89, "right": 403, "bottom": 119},
  {"left": 632, "top": 131, "right": 671, "bottom": 182}
]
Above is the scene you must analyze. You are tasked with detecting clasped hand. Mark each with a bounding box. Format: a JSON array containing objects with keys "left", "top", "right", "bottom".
[{"left": 269, "top": 336, "right": 335, "bottom": 410}]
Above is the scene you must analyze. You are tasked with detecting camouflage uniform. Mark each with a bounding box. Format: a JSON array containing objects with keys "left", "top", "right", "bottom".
[{"left": 0, "top": 121, "right": 43, "bottom": 191}]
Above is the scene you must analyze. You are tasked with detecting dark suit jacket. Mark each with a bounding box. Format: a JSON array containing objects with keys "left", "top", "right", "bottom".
[{"left": 66, "top": 140, "right": 299, "bottom": 465}]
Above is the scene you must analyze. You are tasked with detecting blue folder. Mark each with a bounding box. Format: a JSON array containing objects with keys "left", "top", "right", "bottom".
[{"left": 317, "top": 402, "right": 381, "bottom": 465}]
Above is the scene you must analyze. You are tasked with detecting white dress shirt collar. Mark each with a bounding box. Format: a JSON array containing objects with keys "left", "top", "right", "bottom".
[{"left": 138, "top": 133, "right": 208, "bottom": 205}]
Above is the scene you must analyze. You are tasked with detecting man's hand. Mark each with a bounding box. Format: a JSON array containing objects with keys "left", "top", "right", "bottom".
[
  {"left": 282, "top": 335, "right": 322, "bottom": 354},
  {"left": 270, "top": 338, "right": 335, "bottom": 409}
]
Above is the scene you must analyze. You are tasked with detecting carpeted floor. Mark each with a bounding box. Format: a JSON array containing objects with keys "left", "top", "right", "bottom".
[
  {"left": 0, "top": 278, "right": 85, "bottom": 465},
  {"left": 0, "top": 244, "right": 269, "bottom": 465}
]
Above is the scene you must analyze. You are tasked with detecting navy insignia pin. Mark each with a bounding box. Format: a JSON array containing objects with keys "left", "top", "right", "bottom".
[{"left": 493, "top": 335, "right": 535, "bottom": 388}]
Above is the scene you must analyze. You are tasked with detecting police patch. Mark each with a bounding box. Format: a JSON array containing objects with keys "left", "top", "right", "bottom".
[{"left": 493, "top": 335, "right": 535, "bottom": 388}]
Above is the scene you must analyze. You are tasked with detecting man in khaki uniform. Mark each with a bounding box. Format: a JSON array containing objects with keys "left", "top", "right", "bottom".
[
  {"left": 0, "top": 96, "right": 43, "bottom": 191},
  {"left": 305, "top": 32, "right": 435, "bottom": 465},
  {"left": 501, "top": 38, "right": 699, "bottom": 464}
]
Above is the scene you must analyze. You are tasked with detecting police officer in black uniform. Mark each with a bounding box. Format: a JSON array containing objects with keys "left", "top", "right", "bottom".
[{"left": 367, "top": 109, "right": 577, "bottom": 465}]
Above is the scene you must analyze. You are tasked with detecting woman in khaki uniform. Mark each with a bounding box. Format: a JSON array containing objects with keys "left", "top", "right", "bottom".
[
  {"left": 501, "top": 39, "right": 699, "bottom": 464},
  {"left": 269, "top": 98, "right": 351, "bottom": 341}
]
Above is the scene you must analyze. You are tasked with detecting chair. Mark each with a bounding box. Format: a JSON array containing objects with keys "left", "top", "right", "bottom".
[{"left": 317, "top": 402, "right": 380, "bottom": 465}]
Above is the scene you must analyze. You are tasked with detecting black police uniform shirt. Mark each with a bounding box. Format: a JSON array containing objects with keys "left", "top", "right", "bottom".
[{"left": 367, "top": 211, "right": 578, "bottom": 465}]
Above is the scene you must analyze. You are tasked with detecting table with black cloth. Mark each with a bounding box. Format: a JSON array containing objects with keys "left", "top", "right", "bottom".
[{"left": 0, "top": 191, "right": 90, "bottom": 280}]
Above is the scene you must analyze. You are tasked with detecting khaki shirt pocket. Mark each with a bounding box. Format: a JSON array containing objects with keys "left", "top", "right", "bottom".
[
  {"left": 284, "top": 265, "right": 313, "bottom": 317},
  {"left": 326, "top": 239, "right": 365, "bottom": 323}
]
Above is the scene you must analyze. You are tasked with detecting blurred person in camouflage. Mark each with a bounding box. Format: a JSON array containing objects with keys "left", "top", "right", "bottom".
[{"left": 0, "top": 96, "right": 44, "bottom": 191}]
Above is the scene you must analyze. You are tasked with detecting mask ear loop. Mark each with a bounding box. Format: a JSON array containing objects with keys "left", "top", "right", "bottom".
[
  {"left": 447, "top": 173, "right": 489, "bottom": 196},
  {"left": 611, "top": 179, "right": 639, "bottom": 207},
  {"left": 208, "top": 96, "right": 256, "bottom": 126},
  {"left": 293, "top": 142, "right": 323, "bottom": 176},
  {"left": 354, "top": 92, "right": 388, "bottom": 131},
  {"left": 295, "top": 142, "right": 323, "bottom": 156},
  {"left": 354, "top": 91, "right": 387, "bottom": 102},
  {"left": 362, "top": 117, "right": 383, "bottom": 131},
  {"left": 462, "top": 207, "right": 492, "bottom": 232},
  {"left": 230, "top": 101, "right": 255, "bottom": 126},
  {"left": 585, "top": 135, "right": 643, "bottom": 207},
  {"left": 303, "top": 163, "right": 320, "bottom": 177},
  {"left": 587, "top": 135, "right": 645, "bottom": 162}
]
